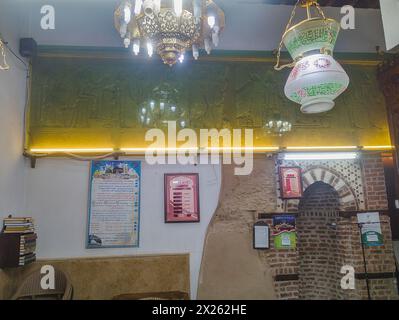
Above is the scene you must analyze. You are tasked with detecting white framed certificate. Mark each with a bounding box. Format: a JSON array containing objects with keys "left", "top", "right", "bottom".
[{"left": 253, "top": 222, "right": 270, "bottom": 249}]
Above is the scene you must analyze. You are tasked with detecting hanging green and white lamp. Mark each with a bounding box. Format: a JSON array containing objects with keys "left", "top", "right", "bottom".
[{"left": 275, "top": 0, "right": 349, "bottom": 114}]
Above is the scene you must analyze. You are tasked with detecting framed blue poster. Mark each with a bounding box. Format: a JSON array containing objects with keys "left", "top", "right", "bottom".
[{"left": 87, "top": 161, "right": 141, "bottom": 249}]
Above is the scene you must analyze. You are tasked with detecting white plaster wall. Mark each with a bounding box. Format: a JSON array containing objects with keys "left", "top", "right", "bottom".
[
  {"left": 394, "top": 241, "right": 399, "bottom": 267},
  {"left": 380, "top": 0, "right": 399, "bottom": 51},
  {"left": 23, "top": 158, "right": 221, "bottom": 299},
  {"left": 0, "top": 0, "right": 222, "bottom": 300},
  {"left": 0, "top": 2, "right": 28, "bottom": 217}
]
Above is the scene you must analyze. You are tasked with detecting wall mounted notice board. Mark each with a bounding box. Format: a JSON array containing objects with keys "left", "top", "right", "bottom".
[
  {"left": 253, "top": 221, "right": 270, "bottom": 249},
  {"left": 164, "top": 173, "right": 200, "bottom": 223},
  {"left": 273, "top": 215, "right": 296, "bottom": 250},
  {"left": 87, "top": 160, "right": 141, "bottom": 248}
]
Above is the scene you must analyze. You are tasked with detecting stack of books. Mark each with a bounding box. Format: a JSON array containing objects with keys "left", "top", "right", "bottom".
[
  {"left": 1, "top": 217, "right": 37, "bottom": 267},
  {"left": 19, "top": 233, "right": 37, "bottom": 266},
  {"left": 3, "top": 217, "right": 35, "bottom": 234}
]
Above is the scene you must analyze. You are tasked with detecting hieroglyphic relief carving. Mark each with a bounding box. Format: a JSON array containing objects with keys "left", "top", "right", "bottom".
[{"left": 28, "top": 54, "right": 389, "bottom": 148}]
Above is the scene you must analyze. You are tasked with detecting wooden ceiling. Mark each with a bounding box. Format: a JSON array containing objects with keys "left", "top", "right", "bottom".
[{"left": 265, "top": 0, "right": 380, "bottom": 9}]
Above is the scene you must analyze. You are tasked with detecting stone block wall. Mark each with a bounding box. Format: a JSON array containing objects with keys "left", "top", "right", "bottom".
[
  {"left": 198, "top": 157, "right": 278, "bottom": 299},
  {"left": 267, "top": 153, "right": 397, "bottom": 300},
  {"left": 363, "top": 156, "right": 390, "bottom": 210},
  {"left": 297, "top": 182, "right": 340, "bottom": 300},
  {"left": 259, "top": 230, "right": 299, "bottom": 300},
  {"left": 199, "top": 153, "right": 398, "bottom": 300}
]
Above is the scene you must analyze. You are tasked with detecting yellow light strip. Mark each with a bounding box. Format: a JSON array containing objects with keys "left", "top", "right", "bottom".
[
  {"left": 29, "top": 145, "right": 394, "bottom": 154},
  {"left": 286, "top": 146, "right": 358, "bottom": 151},
  {"left": 205, "top": 146, "right": 279, "bottom": 151},
  {"left": 29, "top": 148, "right": 114, "bottom": 153},
  {"left": 121, "top": 147, "right": 199, "bottom": 153},
  {"left": 123, "top": 147, "right": 280, "bottom": 153},
  {"left": 363, "top": 145, "right": 394, "bottom": 150}
]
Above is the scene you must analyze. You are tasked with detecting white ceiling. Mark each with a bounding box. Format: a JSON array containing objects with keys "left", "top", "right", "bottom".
[{"left": 1, "top": 0, "right": 387, "bottom": 53}]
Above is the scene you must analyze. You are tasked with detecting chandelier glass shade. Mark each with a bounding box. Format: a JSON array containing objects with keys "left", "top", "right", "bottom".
[
  {"left": 285, "top": 53, "right": 349, "bottom": 113},
  {"left": 275, "top": 1, "right": 349, "bottom": 114},
  {"left": 114, "top": 0, "right": 225, "bottom": 66}
]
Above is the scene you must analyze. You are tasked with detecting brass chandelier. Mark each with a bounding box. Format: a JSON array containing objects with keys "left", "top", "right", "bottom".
[{"left": 114, "top": 0, "right": 225, "bottom": 66}]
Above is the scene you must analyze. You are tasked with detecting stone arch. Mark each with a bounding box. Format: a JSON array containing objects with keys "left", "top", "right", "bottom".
[{"left": 301, "top": 166, "right": 359, "bottom": 211}]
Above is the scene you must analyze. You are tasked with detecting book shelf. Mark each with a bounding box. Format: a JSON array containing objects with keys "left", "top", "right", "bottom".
[{"left": 0, "top": 233, "right": 37, "bottom": 268}]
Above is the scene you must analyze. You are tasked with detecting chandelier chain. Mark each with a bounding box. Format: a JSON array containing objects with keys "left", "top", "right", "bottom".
[
  {"left": 0, "top": 39, "right": 10, "bottom": 71},
  {"left": 314, "top": 1, "right": 326, "bottom": 20},
  {"left": 314, "top": 1, "right": 334, "bottom": 46},
  {"left": 274, "top": 0, "right": 302, "bottom": 71}
]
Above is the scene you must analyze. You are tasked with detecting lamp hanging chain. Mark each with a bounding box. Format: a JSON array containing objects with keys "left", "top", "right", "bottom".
[
  {"left": 274, "top": 0, "right": 301, "bottom": 71},
  {"left": 314, "top": 1, "right": 326, "bottom": 19},
  {"left": 0, "top": 38, "right": 10, "bottom": 71},
  {"left": 314, "top": 1, "right": 335, "bottom": 52}
]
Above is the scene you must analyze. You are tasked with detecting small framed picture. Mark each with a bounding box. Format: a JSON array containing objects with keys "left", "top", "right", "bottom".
[
  {"left": 278, "top": 167, "right": 303, "bottom": 199},
  {"left": 164, "top": 173, "right": 200, "bottom": 223}
]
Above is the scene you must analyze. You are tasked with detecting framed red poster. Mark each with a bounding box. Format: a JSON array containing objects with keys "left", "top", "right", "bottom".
[
  {"left": 279, "top": 167, "right": 303, "bottom": 199},
  {"left": 164, "top": 173, "right": 200, "bottom": 223}
]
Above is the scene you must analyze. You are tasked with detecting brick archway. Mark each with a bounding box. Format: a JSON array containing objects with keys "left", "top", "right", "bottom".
[
  {"left": 301, "top": 166, "right": 359, "bottom": 211},
  {"left": 297, "top": 181, "right": 340, "bottom": 300}
]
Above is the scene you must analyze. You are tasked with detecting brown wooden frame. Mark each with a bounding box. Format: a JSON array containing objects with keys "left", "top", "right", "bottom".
[{"left": 278, "top": 166, "right": 303, "bottom": 199}]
